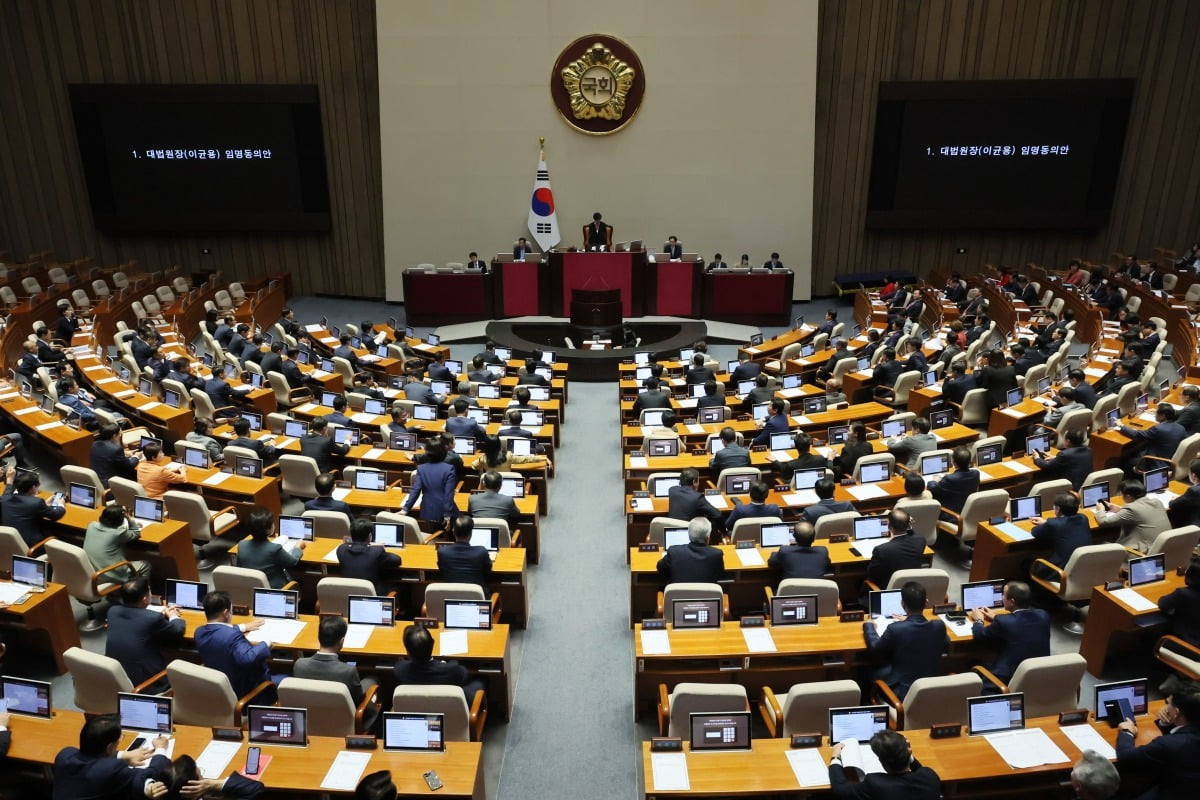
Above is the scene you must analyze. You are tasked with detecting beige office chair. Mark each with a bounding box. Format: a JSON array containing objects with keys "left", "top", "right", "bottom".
[
  {"left": 421, "top": 583, "right": 502, "bottom": 624},
  {"left": 392, "top": 684, "right": 487, "bottom": 742},
  {"left": 1142, "top": 526, "right": 1200, "bottom": 569},
  {"left": 1053, "top": 408, "right": 1093, "bottom": 447},
  {"left": 766, "top": 579, "right": 840, "bottom": 617},
  {"left": 713, "top": 467, "right": 761, "bottom": 494},
  {"left": 813, "top": 510, "right": 861, "bottom": 540},
  {"left": 375, "top": 511, "right": 432, "bottom": 545},
  {"left": 1029, "top": 479, "right": 1074, "bottom": 511},
  {"left": 1030, "top": 543, "right": 1129, "bottom": 634},
  {"left": 155, "top": 285, "right": 175, "bottom": 305},
  {"left": 190, "top": 388, "right": 237, "bottom": 421},
  {"left": 302, "top": 509, "right": 351, "bottom": 540},
  {"left": 214, "top": 290, "right": 234, "bottom": 310},
  {"left": 59, "top": 465, "right": 106, "bottom": 500},
  {"left": 764, "top": 343, "right": 802, "bottom": 374},
  {"left": 212, "top": 565, "right": 296, "bottom": 609},
  {"left": 0, "top": 525, "right": 51, "bottom": 563},
  {"left": 278, "top": 677, "right": 376, "bottom": 736},
  {"left": 875, "top": 370, "right": 921, "bottom": 408},
  {"left": 729, "top": 516, "right": 785, "bottom": 544},
  {"left": 658, "top": 683, "right": 749, "bottom": 737},
  {"left": 760, "top": 680, "right": 861, "bottom": 737},
  {"left": 937, "top": 489, "right": 1009, "bottom": 546},
  {"left": 316, "top": 577, "right": 380, "bottom": 616},
  {"left": 111, "top": 271, "right": 130, "bottom": 290},
  {"left": 268, "top": 371, "right": 313, "bottom": 408},
  {"left": 893, "top": 498, "right": 941, "bottom": 547},
  {"left": 64, "top": 647, "right": 164, "bottom": 714},
  {"left": 973, "top": 653, "right": 1086, "bottom": 718},
  {"left": 953, "top": 388, "right": 990, "bottom": 427},
  {"left": 874, "top": 672, "right": 982, "bottom": 730},
  {"left": 872, "top": 568, "right": 949, "bottom": 605},
  {"left": 657, "top": 582, "right": 729, "bottom": 620},
  {"left": 646, "top": 517, "right": 691, "bottom": 548},
  {"left": 107, "top": 476, "right": 146, "bottom": 510},
  {"left": 43, "top": 539, "right": 128, "bottom": 631},
  {"left": 1081, "top": 468, "right": 1124, "bottom": 498},
  {"left": 163, "top": 491, "right": 239, "bottom": 564},
  {"left": 1155, "top": 635, "right": 1200, "bottom": 680},
  {"left": 278, "top": 454, "right": 322, "bottom": 498},
  {"left": 166, "top": 660, "right": 273, "bottom": 727},
  {"left": 1141, "top": 433, "right": 1200, "bottom": 482}
]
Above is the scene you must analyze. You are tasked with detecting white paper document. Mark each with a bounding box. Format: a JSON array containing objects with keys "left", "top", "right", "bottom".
[
  {"left": 322, "top": 542, "right": 341, "bottom": 563},
  {"left": 742, "top": 627, "right": 777, "bottom": 653},
  {"left": 139, "top": 401, "right": 161, "bottom": 411},
  {"left": 650, "top": 752, "right": 690, "bottom": 791},
  {"left": 939, "top": 614, "right": 974, "bottom": 636},
  {"left": 341, "top": 624, "right": 374, "bottom": 650},
  {"left": 995, "top": 522, "right": 1033, "bottom": 541},
  {"left": 1003, "top": 460, "right": 1035, "bottom": 474},
  {"left": 332, "top": 487, "right": 352, "bottom": 501},
  {"left": 304, "top": 324, "right": 324, "bottom": 332},
  {"left": 631, "top": 498, "right": 654, "bottom": 512},
  {"left": 735, "top": 548, "right": 765, "bottom": 567},
  {"left": 686, "top": 424, "right": 707, "bottom": 435},
  {"left": 350, "top": 412, "right": 376, "bottom": 423},
  {"left": 363, "top": 448, "right": 385, "bottom": 460},
  {"left": 706, "top": 495, "right": 729, "bottom": 510},
  {"left": 640, "top": 629, "right": 671, "bottom": 655},
  {"left": 999, "top": 407, "right": 1025, "bottom": 417},
  {"left": 0, "top": 583, "right": 31, "bottom": 605},
  {"left": 195, "top": 740, "right": 241, "bottom": 779},
  {"left": 438, "top": 629, "right": 469, "bottom": 656},
  {"left": 320, "top": 750, "right": 373, "bottom": 791},
  {"left": 629, "top": 457, "right": 648, "bottom": 469},
  {"left": 781, "top": 490, "right": 819, "bottom": 507},
  {"left": 13, "top": 407, "right": 39, "bottom": 416},
  {"left": 1084, "top": 368, "right": 1108, "bottom": 378},
  {"left": 845, "top": 484, "right": 888, "bottom": 501},
  {"left": 984, "top": 727, "right": 1070, "bottom": 768},
  {"left": 35, "top": 421, "right": 63, "bottom": 431},
  {"left": 1059, "top": 724, "right": 1116, "bottom": 759},
  {"left": 791, "top": 415, "right": 813, "bottom": 425},
  {"left": 785, "top": 748, "right": 830, "bottom": 787},
  {"left": 294, "top": 403, "right": 317, "bottom": 413},
  {"left": 1109, "top": 587, "right": 1158, "bottom": 612},
  {"left": 202, "top": 472, "right": 232, "bottom": 486},
  {"left": 274, "top": 437, "right": 296, "bottom": 449},
  {"left": 247, "top": 619, "right": 306, "bottom": 646}
]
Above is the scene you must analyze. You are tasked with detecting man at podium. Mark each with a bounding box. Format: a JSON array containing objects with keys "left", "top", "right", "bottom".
[{"left": 583, "top": 212, "right": 612, "bottom": 251}]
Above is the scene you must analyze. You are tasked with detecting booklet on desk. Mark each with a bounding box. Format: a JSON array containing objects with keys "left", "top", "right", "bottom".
[{"left": 835, "top": 739, "right": 885, "bottom": 776}]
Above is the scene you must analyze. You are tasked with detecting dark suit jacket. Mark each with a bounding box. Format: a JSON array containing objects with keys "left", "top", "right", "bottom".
[
  {"left": 236, "top": 538, "right": 301, "bottom": 589},
  {"left": 446, "top": 416, "right": 487, "bottom": 440},
  {"left": 710, "top": 444, "right": 751, "bottom": 474},
  {"left": 259, "top": 353, "right": 283, "bottom": 375},
  {"left": 726, "top": 501, "right": 782, "bottom": 530},
  {"left": 203, "top": 378, "right": 237, "bottom": 412},
  {"left": 0, "top": 486, "right": 66, "bottom": 547},
  {"left": 231, "top": 435, "right": 277, "bottom": 464},
  {"left": 1177, "top": 401, "right": 1200, "bottom": 434},
  {"left": 1123, "top": 420, "right": 1187, "bottom": 460},
  {"left": 1159, "top": 585, "right": 1200, "bottom": 647},
  {"left": 293, "top": 651, "right": 376, "bottom": 728},
  {"left": 741, "top": 386, "right": 775, "bottom": 411},
  {"left": 777, "top": 452, "right": 829, "bottom": 483},
  {"left": 335, "top": 541, "right": 401, "bottom": 594},
  {"left": 1030, "top": 514, "right": 1092, "bottom": 568},
  {"left": 751, "top": 413, "right": 790, "bottom": 447},
  {"left": 663, "top": 243, "right": 683, "bottom": 259},
  {"left": 394, "top": 657, "right": 472, "bottom": 691},
  {"left": 769, "top": 545, "right": 831, "bottom": 580},
  {"left": 802, "top": 498, "right": 855, "bottom": 524},
  {"left": 90, "top": 439, "right": 137, "bottom": 486},
  {"left": 696, "top": 393, "right": 725, "bottom": 410},
  {"left": 436, "top": 541, "right": 492, "bottom": 591},
  {"left": 977, "top": 365, "right": 1017, "bottom": 409},
  {"left": 1071, "top": 381, "right": 1098, "bottom": 409},
  {"left": 52, "top": 748, "right": 170, "bottom": 800},
  {"left": 835, "top": 441, "right": 873, "bottom": 478},
  {"left": 928, "top": 469, "right": 980, "bottom": 515},
  {"left": 872, "top": 359, "right": 905, "bottom": 388},
  {"left": 299, "top": 433, "right": 349, "bottom": 473},
  {"left": 666, "top": 485, "right": 722, "bottom": 523},
  {"left": 402, "top": 460, "right": 457, "bottom": 522},
  {"left": 1168, "top": 484, "right": 1200, "bottom": 529},
  {"left": 970, "top": 607, "right": 1050, "bottom": 683},
  {"left": 427, "top": 362, "right": 454, "bottom": 382},
  {"left": 468, "top": 490, "right": 520, "bottom": 527},
  {"left": 281, "top": 359, "right": 307, "bottom": 389},
  {"left": 829, "top": 759, "right": 941, "bottom": 800},
  {"left": 304, "top": 495, "right": 353, "bottom": 520},
  {"left": 686, "top": 366, "right": 715, "bottom": 385},
  {"left": 656, "top": 542, "right": 727, "bottom": 583},
  {"left": 866, "top": 534, "right": 925, "bottom": 588},
  {"left": 516, "top": 372, "right": 550, "bottom": 386},
  {"left": 512, "top": 245, "right": 532, "bottom": 259},
  {"left": 864, "top": 615, "right": 949, "bottom": 700},
  {"left": 633, "top": 390, "right": 672, "bottom": 414},
  {"left": 16, "top": 351, "right": 41, "bottom": 381},
  {"left": 55, "top": 315, "right": 81, "bottom": 343},
  {"left": 333, "top": 345, "right": 361, "bottom": 369},
  {"left": 105, "top": 605, "right": 185, "bottom": 690},
  {"left": 1032, "top": 446, "right": 1092, "bottom": 490},
  {"left": 194, "top": 622, "right": 272, "bottom": 698},
  {"left": 1116, "top": 724, "right": 1200, "bottom": 800},
  {"left": 729, "top": 361, "right": 762, "bottom": 383}
]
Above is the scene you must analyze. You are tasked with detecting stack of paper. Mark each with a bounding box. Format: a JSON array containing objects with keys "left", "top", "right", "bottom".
[
  {"left": 735, "top": 548, "right": 765, "bottom": 567},
  {"left": 1110, "top": 588, "right": 1158, "bottom": 612},
  {"left": 742, "top": 628, "right": 776, "bottom": 653},
  {"left": 1059, "top": 724, "right": 1116, "bottom": 759},
  {"left": 438, "top": 629, "right": 468, "bottom": 656},
  {"left": 845, "top": 484, "right": 888, "bottom": 501},
  {"left": 195, "top": 740, "right": 241, "bottom": 779},
  {"left": 640, "top": 629, "right": 671, "bottom": 655},
  {"left": 247, "top": 619, "right": 306, "bottom": 646},
  {"left": 650, "top": 753, "right": 690, "bottom": 791},
  {"left": 995, "top": 522, "right": 1033, "bottom": 541},
  {"left": 785, "top": 749, "right": 830, "bottom": 787},
  {"left": 984, "top": 728, "right": 1070, "bottom": 768},
  {"left": 320, "top": 751, "right": 373, "bottom": 791}
]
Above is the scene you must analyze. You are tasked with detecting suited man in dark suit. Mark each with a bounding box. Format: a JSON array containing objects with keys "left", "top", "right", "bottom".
[
  {"left": 657, "top": 518, "right": 727, "bottom": 583},
  {"left": 709, "top": 427, "right": 751, "bottom": 477},
  {"left": 667, "top": 468, "right": 723, "bottom": 530},
  {"left": 446, "top": 398, "right": 487, "bottom": 441},
  {"left": 663, "top": 235, "right": 683, "bottom": 260},
  {"left": 1032, "top": 428, "right": 1092, "bottom": 490},
  {"left": 34, "top": 328, "right": 65, "bottom": 364},
  {"left": 90, "top": 423, "right": 138, "bottom": 487},
  {"left": 633, "top": 377, "right": 673, "bottom": 415},
  {"left": 105, "top": 578, "right": 184, "bottom": 693},
  {"left": 1014, "top": 276, "right": 1039, "bottom": 306},
  {"left": 394, "top": 623, "right": 487, "bottom": 701},
  {"left": 584, "top": 211, "right": 610, "bottom": 250},
  {"left": 465, "top": 250, "right": 488, "bottom": 272},
  {"left": 304, "top": 473, "right": 353, "bottom": 521},
  {"left": 801, "top": 478, "right": 854, "bottom": 524},
  {"left": 467, "top": 355, "right": 499, "bottom": 384},
  {"left": 193, "top": 590, "right": 278, "bottom": 698},
  {"left": 1159, "top": 560, "right": 1200, "bottom": 647},
  {"left": 829, "top": 730, "right": 942, "bottom": 798},
  {"left": 1030, "top": 492, "right": 1092, "bottom": 579},
  {"left": 751, "top": 398, "right": 790, "bottom": 447},
  {"left": 293, "top": 614, "right": 382, "bottom": 732},
  {"left": 769, "top": 521, "right": 831, "bottom": 579},
  {"left": 865, "top": 509, "right": 925, "bottom": 590},
  {"left": 512, "top": 238, "right": 532, "bottom": 260},
  {"left": 333, "top": 334, "right": 362, "bottom": 370},
  {"left": 1100, "top": 360, "right": 1138, "bottom": 398},
  {"left": 300, "top": 417, "right": 350, "bottom": 474},
  {"left": 202, "top": 373, "right": 240, "bottom": 418},
  {"left": 324, "top": 395, "right": 353, "bottom": 428},
  {"left": 1122, "top": 403, "right": 1188, "bottom": 462},
  {"left": 684, "top": 353, "right": 714, "bottom": 385},
  {"left": 729, "top": 353, "right": 762, "bottom": 384},
  {"left": 52, "top": 714, "right": 171, "bottom": 800},
  {"left": 740, "top": 374, "right": 775, "bottom": 412},
  {"left": 928, "top": 446, "right": 980, "bottom": 517},
  {"left": 469, "top": 470, "right": 521, "bottom": 529},
  {"left": 871, "top": 348, "right": 905, "bottom": 389},
  {"left": 1060, "top": 369, "right": 1098, "bottom": 409},
  {"left": 427, "top": 352, "right": 455, "bottom": 382},
  {"left": 706, "top": 253, "right": 727, "bottom": 270},
  {"left": 696, "top": 379, "right": 726, "bottom": 410},
  {"left": 334, "top": 518, "right": 401, "bottom": 595},
  {"left": 1176, "top": 385, "right": 1200, "bottom": 434},
  {"left": 1168, "top": 461, "right": 1200, "bottom": 528},
  {"left": 259, "top": 341, "right": 284, "bottom": 376},
  {"left": 762, "top": 252, "right": 784, "bottom": 270},
  {"left": 226, "top": 417, "right": 276, "bottom": 466},
  {"left": 941, "top": 362, "right": 975, "bottom": 408},
  {"left": 436, "top": 516, "right": 493, "bottom": 591},
  {"left": 725, "top": 481, "right": 781, "bottom": 530},
  {"left": 967, "top": 580, "right": 1050, "bottom": 687},
  {"left": 864, "top": 582, "right": 948, "bottom": 700},
  {"left": 1116, "top": 681, "right": 1200, "bottom": 800},
  {"left": 1, "top": 468, "right": 66, "bottom": 547},
  {"left": 280, "top": 347, "right": 309, "bottom": 390},
  {"left": 517, "top": 358, "right": 551, "bottom": 386},
  {"left": 54, "top": 304, "right": 82, "bottom": 344}
]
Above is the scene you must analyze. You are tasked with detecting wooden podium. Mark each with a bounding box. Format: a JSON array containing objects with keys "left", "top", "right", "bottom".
[
  {"left": 569, "top": 288, "right": 622, "bottom": 329},
  {"left": 549, "top": 250, "right": 647, "bottom": 317}
]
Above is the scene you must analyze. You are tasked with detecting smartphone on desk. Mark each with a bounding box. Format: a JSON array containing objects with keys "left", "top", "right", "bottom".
[{"left": 244, "top": 746, "right": 261, "bottom": 775}]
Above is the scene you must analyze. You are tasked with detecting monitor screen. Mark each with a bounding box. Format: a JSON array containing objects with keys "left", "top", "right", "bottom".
[
  {"left": 507, "top": 437, "right": 533, "bottom": 456},
  {"left": 967, "top": 693, "right": 1025, "bottom": 736},
  {"left": 277, "top": 516, "right": 314, "bottom": 541},
  {"left": 737, "top": 380, "right": 756, "bottom": 395},
  {"left": 247, "top": 706, "right": 308, "bottom": 746},
  {"left": 750, "top": 334, "right": 764, "bottom": 346},
  {"left": 976, "top": 442, "right": 1003, "bottom": 465},
  {"left": 1037, "top": 377, "right": 1051, "bottom": 395},
  {"left": 652, "top": 476, "right": 680, "bottom": 498},
  {"left": 828, "top": 425, "right": 850, "bottom": 444},
  {"left": 382, "top": 712, "right": 444, "bottom": 751},
  {"left": 466, "top": 408, "right": 490, "bottom": 424},
  {"left": 540, "top": 351, "right": 555, "bottom": 365},
  {"left": 792, "top": 468, "right": 823, "bottom": 490},
  {"left": 164, "top": 579, "right": 206, "bottom": 610},
  {"left": 469, "top": 527, "right": 500, "bottom": 553},
  {"left": 0, "top": 675, "right": 52, "bottom": 718},
  {"left": 642, "top": 410, "right": 664, "bottom": 427},
  {"left": 284, "top": 419, "right": 309, "bottom": 438},
  {"left": 241, "top": 410, "right": 263, "bottom": 431},
  {"left": 1009, "top": 495, "right": 1041, "bottom": 522},
  {"left": 234, "top": 455, "right": 263, "bottom": 478},
  {"left": 132, "top": 496, "right": 164, "bottom": 524},
  {"left": 930, "top": 409, "right": 954, "bottom": 429},
  {"left": 857, "top": 357, "right": 871, "bottom": 371},
  {"left": 881, "top": 419, "right": 906, "bottom": 438},
  {"left": 1081, "top": 482, "right": 1110, "bottom": 507},
  {"left": 634, "top": 366, "right": 651, "bottom": 381},
  {"left": 635, "top": 351, "right": 650, "bottom": 366},
  {"left": 859, "top": 462, "right": 890, "bottom": 484},
  {"left": 364, "top": 398, "right": 387, "bottom": 416},
  {"left": 1136, "top": 393, "right": 1149, "bottom": 411},
  {"left": 724, "top": 473, "right": 754, "bottom": 495},
  {"left": 1106, "top": 409, "right": 1120, "bottom": 429},
  {"left": 499, "top": 477, "right": 525, "bottom": 498},
  {"left": 443, "top": 599, "right": 492, "bottom": 630},
  {"left": 10, "top": 555, "right": 47, "bottom": 590},
  {"left": 699, "top": 407, "right": 724, "bottom": 424},
  {"left": 804, "top": 396, "right": 828, "bottom": 414},
  {"left": 751, "top": 403, "right": 769, "bottom": 421},
  {"left": 800, "top": 343, "right": 816, "bottom": 358},
  {"left": 854, "top": 516, "right": 889, "bottom": 541},
  {"left": 759, "top": 523, "right": 792, "bottom": 549},
  {"left": 347, "top": 595, "right": 395, "bottom": 627},
  {"left": 67, "top": 482, "right": 97, "bottom": 508},
  {"left": 140, "top": 436, "right": 163, "bottom": 451},
  {"left": 1025, "top": 432, "right": 1050, "bottom": 455},
  {"left": 426, "top": 333, "right": 440, "bottom": 346},
  {"left": 648, "top": 439, "right": 679, "bottom": 457},
  {"left": 452, "top": 436, "right": 475, "bottom": 455},
  {"left": 1006, "top": 387, "right": 1024, "bottom": 407},
  {"left": 162, "top": 388, "right": 181, "bottom": 409},
  {"left": 770, "top": 595, "right": 818, "bottom": 626},
  {"left": 252, "top": 588, "right": 298, "bottom": 619},
  {"left": 139, "top": 377, "right": 154, "bottom": 396},
  {"left": 924, "top": 370, "right": 938, "bottom": 387},
  {"left": 689, "top": 712, "right": 752, "bottom": 751},
  {"left": 370, "top": 523, "right": 405, "bottom": 548},
  {"left": 962, "top": 579, "right": 1005, "bottom": 610},
  {"left": 390, "top": 430, "right": 416, "bottom": 451},
  {"left": 868, "top": 590, "right": 904, "bottom": 618},
  {"left": 663, "top": 527, "right": 690, "bottom": 549},
  {"left": 1095, "top": 679, "right": 1148, "bottom": 718},
  {"left": 527, "top": 386, "right": 551, "bottom": 401},
  {"left": 920, "top": 453, "right": 950, "bottom": 476},
  {"left": 182, "top": 447, "right": 210, "bottom": 469},
  {"left": 333, "top": 427, "right": 359, "bottom": 446},
  {"left": 321, "top": 391, "right": 340, "bottom": 407},
  {"left": 671, "top": 598, "right": 722, "bottom": 629},
  {"left": 782, "top": 374, "right": 802, "bottom": 390},
  {"left": 478, "top": 384, "right": 501, "bottom": 399},
  {"left": 828, "top": 705, "right": 889, "bottom": 744},
  {"left": 354, "top": 469, "right": 387, "bottom": 491},
  {"left": 1144, "top": 467, "right": 1170, "bottom": 494},
  {"left": 679, "top": 348, "right": 695, "bottom": 363},
  {"left": 118, "top": 692, "right": 172, "bottom": 734},
  {"left": 1128, "top": 554, "right": 1166, "bottom": 588}
]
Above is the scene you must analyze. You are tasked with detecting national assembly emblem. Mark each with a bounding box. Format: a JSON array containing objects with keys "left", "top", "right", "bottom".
[{"left": 551, "top": 35, "right": 645, "bottom": 136}]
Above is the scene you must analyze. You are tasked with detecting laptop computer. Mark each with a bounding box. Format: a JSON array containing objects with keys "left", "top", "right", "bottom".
[
  {"left": 132, "top": 496, "right": 164, "bottom": 524},
  {"left": 1009, "top": 495, "right": 1041, "bottom": 522},
  {"left": 0, "top": 675, "right": 52, "bottom": 718},
  {"left": 252, "top": 588, "right": 299, "bottom": 619},
  {"left": 370, "top": 522, "right": 405, "bottom": 548},
  {"left": 354, "top": 470, "right": 387, "bottom": 491},
  {"left": 10, "top": 555, "right": 47, "bottom": 591},
  {"left": 689, "top": 711, "right": 752, "bottom": 751},
  {"left": 759, "top": 522, "right": 793, "bottom": 549},
  {"left": 277, "top": 516, "right": 314, "bottom": 542},
  {"left": 1128, "top": 553, "right": 1166, "bottom": 588},
  {"left": 961, "top": 579, "right": 1005, "bottom": 610},
  {"left": 247, "top": 705, "right": 308, "bottom": 746},
  {"left": 347, "top": 595, "right": 396, "bottom": 627},
  {"left": 671, "top": 598, "right": 722, "bottom": 629},
  {"left": 164, "top": 579, "right": 207, "bottom": 611},
  {"left": 382, "top": 712, "right": 445, "bottom": 751},
  {"left": 770, "top": 595, "right": 818, "bottom": 625},
  {"left": 967, "top": 693, "right": 1025, "bottom": 736},
  {"left": 443, "top": 599, "right": 493, "bottom": 630},
  {"left": 828, "top": 705, "right": 889, "bottom": 744},
  {"left": 1081, "top": 482, "right": 1110, "bottom": 507},
  {"left": 67, "top": 482, "right": 97, "bottom": 509}
]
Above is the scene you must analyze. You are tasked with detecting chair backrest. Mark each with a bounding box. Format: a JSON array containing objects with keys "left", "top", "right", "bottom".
[
  {"left": 776, "top": 579, "right": 840, "bottom": 616},
  {"left": 190, "top": 389, "right": 218, "bottom": 419},
  {"left": 901, "top": 673, "right": 983, "bottom": 730},
  {"left": 958, "top": 388, "right": 990, "bottom": 425},
  {"left": 376, "top": 511, "right": 427, "bottom": 545},
  {"left": 229, "top": 282, "right": 247, "bottom": 301},
  {"left": 1146, "top": 526, "right": 1200, "bottom": 571},
  {"left": 1029, "top": 479, "right": 1074, "bottom": 511},
  {"left": 1185, "top": 284, "right": 1200, "bottom": 303},
  {"left": 667, "top": 683, "right": 748, "bottom": 738},
  {"left": 316, "top": 577, "right": 378, "bottom": 616},
  {"left": 214, "top": 289, "right": 233, "bottom": 309},
  {"left": 1055, "top": 408, "right": 1093, "bottom": 446},
  {"left": 889, "top": 371, "right": 921, "bottom": 404},
  {"left": 780, "top": 680, "right": 861, "bottom": 736},
  {"left": 662, "top": 582, "right": 723, "bottom": 612},
  {"left": 163, "top": 490, "right": 220, "bottom": 543},
  {"left": 1170, "top": 434, "right": 1200, "bottom": 481},
  {"left": 155, "top": 285, "right": 175, "bottom": 304},
  {"left": 72, "top": 288, "right": 92, "bottom": 309},
  {"left": 1022, "top": 364, "right": 1048, "bottom": 395},
  {"left": 647, "top": 517, "right": 691, "bottom": 547},
  {"left": 423, "top": 583, "right": 486, "bottom": 621},
  {"left": 142, "top": 294, "right": 162, "bottom": 315},
  {"left": 1059, "top": 543, "right": 1130, "bottom": 601},
  {"left": 92, "top": 279, "right": 110, "bottom": 297},
  {"left": 278, "top": 454, "right": 321, "bottom": 498},
  {"left": 1008, "top": 654, "right": 1087, "bottom": 718},
  {"left": 173, "top": 276, "right": 190, "bottom": 294},
  {"left": 851, "top": 453, "right": 895, "bottom": 484},
  {"left": 212, "top": 565, "right": 271, "bottom": 608},
  {"left": 277, "top": 677, "right": 355, "bottom": 737},
  {"left": 44, "top": 539, "right": 108, "bottom": 602},
  {"left": 893, "top": 498, "right": 941, "bottom": 546},
  {"left": 331, "top": 356, "right": 356, "bottom": 385},
  {"left": 715, "top": 467, "right": 761, "bottom": 493},
  {"left": 60, "top": 465, "right": 106, "bottom": 498},
  {"left": 22, "top": 276, "right": 41, "bottom": 295},
  {"left": 886, "top": 568, "right": 949, "bottom": 604},
  {"left": 1082, "top": 468, "right": 1124, "bottom": 497},
  {"left": 266, "top": 412, "right": 292, "bottom": 434},
  {"left": 302, "top": 509, "right": 352, "bottom": 540},
  {"left": 730, "top": 516, "right": 785, "bottom": 544},
  {"left": 112, "top": 271, "right": 129, "bottom": 289},
  {"left": 392, "top": 685, "right": 473, "bottom": 742},
  {"left": 812, "top": 510, "right": 860, "bottom": 540},
  {"left": 64, "top": 647, "right": 133, "bottom": 714},
  {"left": 958, "top": 490, "right": 1010, "bottom": 543},
  {"left": 0, "top": 526, "right": 29, "bottom": 563},
  {"left": 1115, "top": 381, "right": 1141, "bottom": 417},
  {"left": 1092, "top": 394, "right": 1118, "bottom": 430},
  {"left": 166, "top": 660, "right": 238, "bottom": 727}
]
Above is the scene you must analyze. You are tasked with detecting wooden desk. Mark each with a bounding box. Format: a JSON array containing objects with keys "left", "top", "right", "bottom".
[
  {"left": 5, "top": 708, "right": 483, "bottom": 798},
  {"left": 737, "top": 327, "right": 815, "bottom": 366},
  {"left": 1079, "top": 572, "right": 1181, "bottom": 675},
  {"left": 297, "top": 539, "right": 529, "bottom": 628},
  {"left": 0, "top": 582, "right": 80, "bottom": 673},
  {"left": 188, "top": 466, "right": 283, "bottom": 517},
  {"left": 986, "top": 399, "right": 1047, "bottom": 438},
  {"left": 969, "top": 508, "right": 1112, "bottom": 583},
  {"left": 0, "top": 392, "right": 93, "bottom": 468},
  {"left": 703, "top": 270, "right": 794, "bottom": 326},
  {"left": 53, "top": 503, "right": 199, "bottom": 581}
]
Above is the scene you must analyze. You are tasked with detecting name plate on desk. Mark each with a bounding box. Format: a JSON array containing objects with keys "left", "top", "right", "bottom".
[
  {"left": 345, "top": 736, "right": 378, "bottom": 750},
  {"left": 642, "top": 619, "right": 666, "bottom": 630},
  {"left": 930, "top": 723, "right": 962, "bottom": 739},
  {"left": 638, "top": 543, "right": 660, "bottom": 552},
  {"left": 828, "top": 533, "right": 849, "bottom": 543},
  {"left": 735, "top": 540, "right": 756, "bottom": 549},
  {"left": 413, "top": 617, "right": 439, "bottom": 629},
  {"left": 651, "top": 737, "right": 683, "bottom": 752},
  {"left": 790, "top": 734, "right": 822, "bottom": 749},
  {"left": 839, "top": 610, "right": 865, "bottom": 622},
  {"left": 211, "top": 727, "right": 243, "bottom": 741},
  {"left": 740, "top": 615, "right": 765, "bottom": 627},
  {"left": 1058, "top": 709, "right": 1090, "bottom": 726}
]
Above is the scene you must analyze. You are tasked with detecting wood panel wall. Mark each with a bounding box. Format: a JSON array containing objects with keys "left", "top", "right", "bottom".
[
  {"left": 0, "top": 0, "right": 382, "bottom": 297},
  {"left": 814, "top": 0, "right": 1200, "bottom": 293}
]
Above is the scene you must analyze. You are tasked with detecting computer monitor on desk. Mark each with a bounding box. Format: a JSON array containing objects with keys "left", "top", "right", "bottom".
[
  {"left": 976, "top": 442, "right": 1003, "bottom": 466},
  {"left": 443, "top": 599, "right": 493, "bottom": 630},
  {"left": 792, "top": 468, "right": 823, "bottom": 491},
  {"left": 247, "top": 706, "right": 308, "bottom": 746},
  {"left": 1080, "top": 482, "right": 1110, "bottom": 507},
  {"left": 770, "top": 595, "right": 818, "bottom": 626},
  {"left": 671, "top": 598, "right": 722, "bottom": 629},
  {"left": 868, "top": 589, "right": 904, "bottom": 619},
  {"left": 828, "top": 425, "right": 849, "bottom": 445},
  {"left": 859, "top": 462, "right": 890, "bottom": 484},
  {"left": 132, "top": 497, "right": 164, "bottom": 524},
  {"left": 1144, "top": 466, "right": 1171, "bottom": 494},
  {"left": 689, "top": 711, "right": 752, "bottom": 751},
  {"left": 919, "top": 452, "right": 950, "bottom": 477},
  {"left": 165, "top": 579, "right": 206, "bottom": 610},
  {"left": 880, "top": 418, "right": 906, "bottom": 438},
  {"left": 10, "top": 555, "right": 46, "bottom": 591},
  {"left": 1128, "top": 553, "right": 1166, "bottom": 587},
  {"left": 961, "top": 579, "right": 1005, "bottom": 610},
  {"left": 967, "top": 693, "right": 1025, "bottom": 736},
  {"left": 383, "top": 712, "right": 445, "bottom": 752},
  {"left": 1, "top": 676, "right": 52, "bottom": 718},
  {"left": 651, "top": 476, "right": 680, "bottom": 498},
  {"left": 828, "top": 705, "right": 889, "bottom": 744},
  {"left": 118, "top": 692, "right": 173, "bottom": 735},
  {"left": 1009, "top": 495, "right": 1041, "bottom": 522},
  {"left": 759, "top": 523, "right": 793, "bottom": 549},
  {"left": 1095, "top": 679, "right": 1148, "bottom": 720},
  {"left": 663, "top": 526, "right": 690, "bottom": 549},
  {"left": 347, "top": 595, "right": 396, "bottom": 627},
  {"left": 252, "top": 588, "right": 299, "bottom": 620}
]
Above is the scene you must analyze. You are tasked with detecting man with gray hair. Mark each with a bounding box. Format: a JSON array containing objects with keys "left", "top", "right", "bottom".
[
  {"left": 1070, "top": 750, "right": 1118, "bottom": 800},
  {"left": 655, "top": 517, "right": 726, "bottom": 583}
]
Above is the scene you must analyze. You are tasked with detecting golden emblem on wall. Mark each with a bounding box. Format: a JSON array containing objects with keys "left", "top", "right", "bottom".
[{"left": 551, "top": 35, "right": 646, "bottom": 136}]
